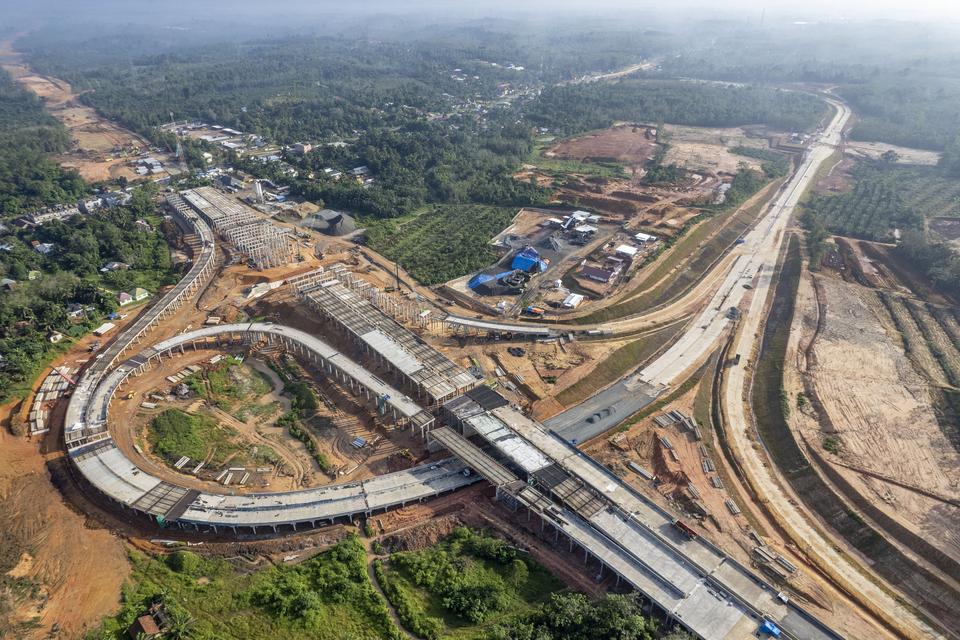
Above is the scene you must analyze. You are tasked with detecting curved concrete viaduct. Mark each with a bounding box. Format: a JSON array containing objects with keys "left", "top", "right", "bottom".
[
  {"left": 64, "top": 195, "right": 475, "bottom": 533},
  {"left": 65, "top": 321, "right": 476, "bottom": 533}
]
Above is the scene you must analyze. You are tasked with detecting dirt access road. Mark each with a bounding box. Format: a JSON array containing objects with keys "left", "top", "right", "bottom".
[
  {"left": 721, "top": 101, "right": 950, "bottom": 639},
  {"left": 0, "top": 36, "right": 171, "bottom": 183}
]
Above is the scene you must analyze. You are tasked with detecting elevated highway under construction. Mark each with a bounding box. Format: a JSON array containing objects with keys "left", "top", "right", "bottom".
[
  {"left": 434, "top": 389, "right": 842, "bottom": 640},
  {"left": 63, "top": 204, "right": 478, "bottom": 533},
  {"left": 59, "top": 185, "right": 848, "bottom": 640}
]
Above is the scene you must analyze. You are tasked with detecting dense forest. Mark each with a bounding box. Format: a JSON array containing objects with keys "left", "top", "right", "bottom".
[
  {"left": 897, "top": 229, "right": 960, "bottom": 297},
  {"left": 18, "top": 35, "right": 525, "bottom": 144},
  {"left": 838, "top": 77, "right": 960, "bottom": 151},
  {"left": 289, "top": 119, "right": 551, "bottom": 217},
  {"left": 17, "top": 34, "right": 556, "bottom": 219},
  {"left": 10, "top": 30, "right": 828, "bottom": 223},
  {"left": 659, "top": 21, "right": 960, "bottom": 151},
  {"left": 527, "top": 80, "right": 828, "bottom": 135}
]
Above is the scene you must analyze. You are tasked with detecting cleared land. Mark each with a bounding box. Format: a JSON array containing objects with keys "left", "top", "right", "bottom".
[
  {"left": 129, "top": 355, "right": 325, "bottom": 492},
  {"left": 0, "top": 39, "right": 173, "bottom": 182},
  {"left": 525, "top": 125, "right": 725, "bottom": 228},
  {"left": 748, "top": 238, "right": 956, "bottom": 639},
  {"left": 845, "top": 141, "right": 941, "bottom": 166},
  {"left": 790, "top": 274, "right": 960, "bottom": 628},
  {"left": 545, "top": 124, "right": 657, "bottom": 175},
  {"left": 662, "top": 124, "right": 772, "bottom": 175},
  {"left": 0, "top": 407, "right": 129, "bottom": 639}
]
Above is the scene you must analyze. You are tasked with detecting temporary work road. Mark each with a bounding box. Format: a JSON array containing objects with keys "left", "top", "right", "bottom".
[
  {"left": 548, "top": 100, "right": 847, "bottom": 439},
  {"left": 720, "top": 104, "right": 949, "bottom": 640}
]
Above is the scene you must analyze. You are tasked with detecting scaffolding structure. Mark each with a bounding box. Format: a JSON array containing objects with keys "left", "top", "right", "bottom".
[
  {"left": 294, "top": 265, "right": 476, "bottom": 406},
  {"left": 290, "top": 266, "right": 446, "bottom": 333},
  {"left": 181, "top": 186, "right": 295, "bottom": 269}
]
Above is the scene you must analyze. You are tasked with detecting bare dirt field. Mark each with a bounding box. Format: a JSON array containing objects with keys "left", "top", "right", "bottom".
[
  {"left": 662, "top": 124, "right": 771, "bottom": 175},
  {"left": 546, "top": 124, "right": 658, "bottom": 168},
  {"left": 0, "top": 427, "right": 129, "bottom": 639},
  {"left": 522, "top": 125, "right": 748, "bottom": 240},
  {"left": 0, "top": 343, "right": 129, "bottom": 640},
  {"left": 845, "top": 141, "right": 941, "bottom": 166},
  {"left": 0, "top": 37, "right": 173, "bottom": 183},
  {"left": 792, "top": 274, "right": 960, "bottom": 565}
]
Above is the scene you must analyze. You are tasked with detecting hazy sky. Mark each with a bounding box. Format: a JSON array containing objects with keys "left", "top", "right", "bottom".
[
  {"left": 702, "top": 0, "right": 960, "bottom": 19},
  {"left": 519, "top": 0, "right": 960, "bottom": 21},
  {"left": 4, "top": 0, "right": 960, "bottom": 27}
]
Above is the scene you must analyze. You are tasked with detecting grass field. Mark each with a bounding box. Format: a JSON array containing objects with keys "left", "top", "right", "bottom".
[
  {"left": 147, "top": 409, "right": 240, "bottom": 467},
  {"left": 528, "top": 136, "right": 629, "bottom": 179},
  {"left": 185, "top": 358, "right": 274, "bottom": 415},
  {"left": 364, "top": 204, "right": 518, "bottom": 285},
  {"left": 375, "top": 527, "right": 564, "bottom": 640},
  {"left": 88, "top": 537, "right": 402, "bottom": 640}
]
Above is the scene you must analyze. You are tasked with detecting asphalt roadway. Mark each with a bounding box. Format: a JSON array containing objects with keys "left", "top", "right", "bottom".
[{"left": 548, "top": 97, "right": 849, "bottom": 443}]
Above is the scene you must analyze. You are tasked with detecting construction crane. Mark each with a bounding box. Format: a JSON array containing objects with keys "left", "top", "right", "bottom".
[{"left": 168, "top": 111, "right": 190, "bottom": 174}]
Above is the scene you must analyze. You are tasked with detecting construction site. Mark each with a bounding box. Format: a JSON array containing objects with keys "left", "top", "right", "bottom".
[
  {"left": 784, "top": 242, "right": 960, "bottom": 629},
  {"left": 5, "top": 73, "right": 960, "bottom": 640},
  {"left": 520, "top": 122, "right": 786, "bottom": 237},
  {"left": 177, "top": 187, "right": 298, "bottom": 269},
  {"left": 0, "top": 39, "right": 179, "bottom": 183}
]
